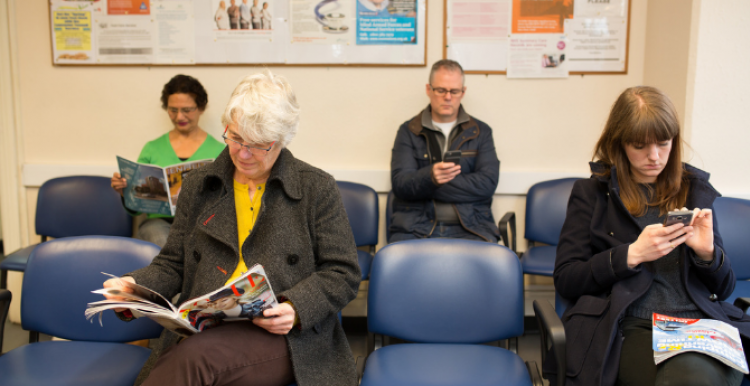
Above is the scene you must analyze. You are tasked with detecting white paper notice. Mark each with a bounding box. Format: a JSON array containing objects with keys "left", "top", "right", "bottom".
[
  {"left": 507, "top": 34, "right": 568, "bottom": 78},
  {"left": 210, "top": 0, "right": 272, "bottom": 41},
  {"left": 152, "top": 0, "right": 195, "bottom": 64},
  {"left": 574, "top": 0, "right": 627, "bottom": 18},
  {"left": 95, "top": 15, "right": 155, "bottom": 63},
  {"left": 448, "top": 0, "right": 510, "bottom": 41},
  {"left": 565, "top": 17, "right": 626, "bottom": 72},
  {"left": 290, "top": 0, "right": 352, "bottom": 44}
]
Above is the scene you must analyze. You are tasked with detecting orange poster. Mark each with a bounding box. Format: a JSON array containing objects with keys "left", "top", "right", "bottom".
[
  {"left": 511, "top": 0, "right": 573, "bottom": 34},
  {"left": 108, "top": 0, "right": 150, "bottom": 15}
]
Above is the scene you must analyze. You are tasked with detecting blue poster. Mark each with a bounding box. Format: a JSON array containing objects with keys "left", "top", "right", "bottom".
[{"left": 356, "top": 0, "right": 416, "bottom": 45}]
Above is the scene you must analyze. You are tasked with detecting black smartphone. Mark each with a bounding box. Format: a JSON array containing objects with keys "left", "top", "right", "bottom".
[
  {"left": 443, "top": 150, "right": 462, "bottom": 164},
  {"left": 663, "top": 210, "right": 694, "bottom": 227}
]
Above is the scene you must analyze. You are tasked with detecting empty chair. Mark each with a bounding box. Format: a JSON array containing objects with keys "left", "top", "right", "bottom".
[
  {"left": 337, "top": 181, "right": 379, "bottom": 279},
  {"left": 0, "top": 176, "right": 133, "bottom": 289},
  {"left": 519, "top": 178, "right": 581, "bottom": 276},
  {"left": 0, "top": 236, "right": 163, "bottom": 386},
  {"left": 713, "top": 196, "right": 750, "bottom": 305},
  {"left": 360, "top": 238, "right": 542, "bottom": 386}
]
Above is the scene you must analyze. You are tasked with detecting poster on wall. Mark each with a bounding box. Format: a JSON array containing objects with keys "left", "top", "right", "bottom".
[
  {"left": 49, "top": 0, "right": 426, "bottom": 65},
  {"left": 507, "top": 34, "right": 567, "bottom": 78},
  {"left": 356, "top": 0, "right": 417, "bottom": 45},
  {"left": 445, "top": 0, "right": 629, "bottom": 74}
]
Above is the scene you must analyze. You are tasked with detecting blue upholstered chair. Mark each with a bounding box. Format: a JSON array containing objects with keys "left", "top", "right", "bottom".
[
  {"left": 337, "top": 181, "right": 379, "bottom": 280},
  {"left": 360, "top": 239, "right": 543, "bottom": 386},
  {"left": 0, "top": 236, "right": 163, "bottom": 386},
  {"left": 519, "top": 178, "right": 581, "bottom": 276},
  {"left": 713, "top": 196, "right": 750, "bottom": 305},
  {"left": 0, "top": 176, "right": 133, "bottom": 289},
  {"left": 385, "top": 190, "right": 395, "bottom": 243}
]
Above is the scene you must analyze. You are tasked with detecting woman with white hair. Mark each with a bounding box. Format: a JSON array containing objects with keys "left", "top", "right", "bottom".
[{"left": 103, "top": 70, "right": 361, "bottom": 386}]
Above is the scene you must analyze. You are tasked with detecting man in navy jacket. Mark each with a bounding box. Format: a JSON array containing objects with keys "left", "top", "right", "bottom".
[{"left": 389, "top": 59, "right": 500, "bottom": 243}]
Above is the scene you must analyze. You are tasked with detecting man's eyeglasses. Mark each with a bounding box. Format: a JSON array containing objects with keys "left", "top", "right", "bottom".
[
  {"left": 430, "top": 86, "right": 464, "bottom": 96},
  {"left": 222, "top": 126, "right": 275, "bottom": 157},
  {"left": 167, "top": 106, "right": 198, "bottom": 115}
]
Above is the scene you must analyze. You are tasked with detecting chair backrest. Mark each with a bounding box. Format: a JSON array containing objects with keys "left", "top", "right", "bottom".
[
  {"left": 22, "top": 236, "right": 164, "bottom": 342},
  {"left": 385, "top": 190, "right": 395, "bottom": 243},
  {"left": 336, "top": 181, "right": 379, "bottom": 247},
  {"left": 713, "top": 196, "right": 750, "bottom": 280},
  {"left": 525, "top": 178, "right": 581, "bottom": 246},
  {"left": 35, "top": 176, "right": 133, "bottom": 238},
  {"left": 368, "top": 239, "right": 524, "bottom": 343}
]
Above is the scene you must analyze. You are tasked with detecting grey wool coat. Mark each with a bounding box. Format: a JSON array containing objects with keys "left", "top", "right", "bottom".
[{"left": 127, "top": 147, "right": 361, "bottom": 386}]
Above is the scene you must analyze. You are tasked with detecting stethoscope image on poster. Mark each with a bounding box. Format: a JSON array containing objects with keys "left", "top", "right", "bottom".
[{"left": 315, "top": 0, "right": 348, "bottom": 34}]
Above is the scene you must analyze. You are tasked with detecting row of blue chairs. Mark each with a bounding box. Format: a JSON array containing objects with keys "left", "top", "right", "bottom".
[
  {"left": 0, "top": 177, "right": 380, "bottom": 289},
  {"left": 0, "top": 236, "right": 540, "bottom": 386}
]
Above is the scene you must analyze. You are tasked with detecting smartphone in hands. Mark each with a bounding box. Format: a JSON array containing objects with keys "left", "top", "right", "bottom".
[
  {"left": 443, "top": 150, "right": 462, "bottom": 165},
  {"left": 663, "top": 210, "right": 694, "bottom": 227}
]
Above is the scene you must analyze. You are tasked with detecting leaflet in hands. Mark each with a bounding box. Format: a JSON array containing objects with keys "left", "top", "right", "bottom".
[
  {"left": 653, "top": 312, "right": 748, "bottom": 374},
  {"left": 86, "top": 264, "right": 278, "bottom": 338}
]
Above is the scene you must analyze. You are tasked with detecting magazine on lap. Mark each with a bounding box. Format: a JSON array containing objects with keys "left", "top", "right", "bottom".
[{"left": 86, "top": 264, "right": 278, "bottom": 338}]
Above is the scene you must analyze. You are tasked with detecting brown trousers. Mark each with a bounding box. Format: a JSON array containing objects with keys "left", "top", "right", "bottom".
[{"left": 142, "top": 321, "right": 295, "bottom": 386}]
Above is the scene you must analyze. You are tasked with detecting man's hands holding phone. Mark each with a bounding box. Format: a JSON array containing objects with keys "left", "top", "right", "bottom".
[
  {"left": 627, "top": 207, "right": 715, "bottom": 268},
  {"left": 432, "top": 151, "right": 462, "bottom": 185}
]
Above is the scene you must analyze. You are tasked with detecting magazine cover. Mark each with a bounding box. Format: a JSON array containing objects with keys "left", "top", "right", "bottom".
[
  {"left": 652, "top": 313, "right": 749, "bottom": 374},
  {"left": 116, "top": 156, "right": 213, "bottom": 216},
  {"left": 86, "top": 264, "right": 278, "bottom": 338}
]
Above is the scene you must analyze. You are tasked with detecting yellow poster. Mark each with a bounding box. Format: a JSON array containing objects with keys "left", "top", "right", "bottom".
[{"left": 53, "top": 10, "right": 92, "bottom": 51}]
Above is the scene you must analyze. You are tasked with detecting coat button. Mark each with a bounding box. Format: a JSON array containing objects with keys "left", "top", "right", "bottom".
[
  {"left": 608, "top": 232, "right": 614, "bottom": 237},
  {"left": 287, "top": 254, "right": 299, "bottom": 265},
  {"left": 709, "top": 294, "right": 718, "bottom": 302},
  {"left": 193, "top": 250, "right": 201, "bottom": 262},
  {"left": 423, "top": 154, "right": 428, "bottom": 158}
]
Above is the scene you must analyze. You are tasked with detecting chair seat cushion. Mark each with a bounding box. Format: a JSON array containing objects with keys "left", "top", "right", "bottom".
[
  {"left": 0, "top": 244, "right": 37, "bottom": 272},
  {"left": 358, "top": 250, "right": 373, "bottom": 280},
  {"left": 0, "top": 341, "right": 151, "bottom": 386},
  {"left": 521, "top": 245, "right": 556, "bottom": 276},
  {"left": 360, "top": 343, "right": 532, "bottom": 386},
  {"left": 726, "top": 280, "right": 750, "bottom": 305}
]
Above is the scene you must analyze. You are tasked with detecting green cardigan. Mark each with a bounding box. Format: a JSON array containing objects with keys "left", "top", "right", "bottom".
[{"left": 136, "top": 133, "right": 226, "bottom": 219}]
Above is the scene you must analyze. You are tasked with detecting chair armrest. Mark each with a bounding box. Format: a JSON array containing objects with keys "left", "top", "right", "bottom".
[
  {"left": 498, "top": 211, "right": 516, "bottom": 253},
  {"left": 0, "top": 289, "right": 12, "bottom": 354},
  {"left": 533, "top": 299, "right": 566, "bottom": 386},
  {"left": 734, "top": 297, "right": 750, "bottom": 312},
  {"left": 525, "top": 361, "right": 545, "bottom": 386}
]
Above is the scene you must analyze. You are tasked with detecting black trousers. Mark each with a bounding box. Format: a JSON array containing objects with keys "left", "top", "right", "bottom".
[
  {"left": 142, "top": 321, "right": 294, "bottom": 386},
  {"left": 617, "top": 316, "right": 743, "bottom": 386}
]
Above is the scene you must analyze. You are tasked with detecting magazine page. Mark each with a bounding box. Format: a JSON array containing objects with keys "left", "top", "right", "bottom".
[
  {"left": 176, "top": 264, "right": 279, "bottom": 332},
  {"left": 653, "top": 313, "right": 749, "bottom": 374},
  {"left": 164, "top": 159, "right": 213, "bottom": 215},
  {"left": 117, "top": 156, "right": 172, "bottom": 216}
]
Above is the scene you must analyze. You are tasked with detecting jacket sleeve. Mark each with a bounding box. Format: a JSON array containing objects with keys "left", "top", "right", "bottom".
[
  {"left": 687, "top": 203, "right": 735, "bottom": 300},
  {"left": 391, "top": 124, "right": 440, "bottom": 201},
  {"left": 554, "top": 180, "right": 640, "bottom": 300},
  {"left": 432, "top": 127, "right": 499, "bottom": 203},
  {"left": 278, "top": 176, "right": 361, "bottom": 330},
  {"left": 125, "top": 173, "right": 195, "bottom": 299}
]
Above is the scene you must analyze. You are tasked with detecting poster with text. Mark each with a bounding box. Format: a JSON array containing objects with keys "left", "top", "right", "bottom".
[
  {"left": 152, "top": 0, "right": 196, "bottom": 63},
  {"left": 511, "top": 0, "right": 573, "bottom": 34},
  {"left": 507, "top": 34, "right": 567, "bottom": 78},
  {"left": 211, "top": 0, "right": 272, "bottom": 40},
  {"left": 356, "top": 0, "right": 417, "bottom": 45},
  {"left": 290, "top": 0, "right": 352, "bottom": 44},
  {"left": 446, "top": 0, "right": 510, "bottom": 71},
  {"left": 51, "top": 0, "right": 98, "bottom": 64},
  {"left": 574, "top": 0, "right": 625, "bottom": 18},
  {"left": 565, "top": 17, "right": 626, "bottom": 72}
]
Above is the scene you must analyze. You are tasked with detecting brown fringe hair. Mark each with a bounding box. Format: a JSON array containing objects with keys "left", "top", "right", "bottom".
[{"left": 593, "top": 86, "right": 689, "bottom": 217}]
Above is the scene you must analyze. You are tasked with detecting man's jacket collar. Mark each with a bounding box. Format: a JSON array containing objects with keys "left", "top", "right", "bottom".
[{"left": 409, "top": 104, "right": 474, "bottom": 136}]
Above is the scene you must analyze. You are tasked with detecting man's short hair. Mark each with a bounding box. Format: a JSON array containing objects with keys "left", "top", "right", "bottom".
[{"left": 429, "top": 59, "right": 465, "bottom": 85}]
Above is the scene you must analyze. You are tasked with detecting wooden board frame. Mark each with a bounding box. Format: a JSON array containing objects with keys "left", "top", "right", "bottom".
[
  {"left": 442, "top": 0, "right": 631, "bottom": 75},
  {"left": 48, "top": 0, "right": 429, "bottom": 67}
]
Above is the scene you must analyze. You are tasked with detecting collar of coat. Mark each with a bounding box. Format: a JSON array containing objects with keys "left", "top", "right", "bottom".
[
  {"left": 200, "top": 146, "right": 303, "bottom": 201},
  {"left": 408, "top": 104, "right": 476, "bottom": 136},
  {"left": 588, "top": 160, "right": 715, "bottom": 195}
]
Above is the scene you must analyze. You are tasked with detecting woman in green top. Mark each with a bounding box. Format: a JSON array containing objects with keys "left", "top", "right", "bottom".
[{"left": 111, "top": 74, "right": 226, "bottom": 246}]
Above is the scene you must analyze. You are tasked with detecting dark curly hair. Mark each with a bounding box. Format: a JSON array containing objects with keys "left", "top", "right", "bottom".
[{"left": 160, "top": 74, "right": 208, "bottom": 111}]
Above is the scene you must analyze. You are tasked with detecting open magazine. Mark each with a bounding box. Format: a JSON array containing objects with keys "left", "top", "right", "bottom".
[
  {"left": 653, "top": 312, "right": 749, "bottom": 374},
  {"left": 86, "top": 264, "right": 278, "bottom": 338},
  {"left": 117, "top": 156, "right": 213, "bottom": 216}
]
